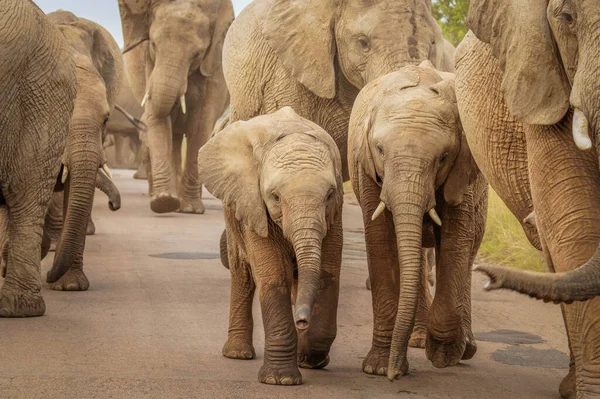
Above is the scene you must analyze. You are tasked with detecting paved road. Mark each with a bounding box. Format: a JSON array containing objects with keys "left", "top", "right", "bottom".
[{"left": 0, "top": 170, "right": 569, "bottom": 398}]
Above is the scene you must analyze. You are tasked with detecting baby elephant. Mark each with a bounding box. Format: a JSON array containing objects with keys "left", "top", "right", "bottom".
[
  {"left": 349, "top": 62, "right": 487, "bottom": 379},
  {"left": 198, "top": 107, "right": 344, "bottom": 385}
]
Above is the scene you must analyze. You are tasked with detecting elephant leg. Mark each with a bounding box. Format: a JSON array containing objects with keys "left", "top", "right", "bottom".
[
  {"left": 426, "top": 189, "right": 477, "bottom": 368},
  {"left": 171, "top": 132, "right": 183, "bottom": 186},
  {"left": 409, "top": 249, "right": 432, "bottom": 349},
  {"left": 222, "top": 240, "right": 256, "bottom": 360},
  {"left": 298, "top": 211, "right": 342, "bottom": 370},
  {"left": 357, "top": 168, "right": 399, "bottom": 376},
  {"left": 246, "top": 231, "right": 301, "bottom": 385},
  {"left": 0, "top": 180, "right": 49, "bottom": 317},
  {"left": 133, "top": 142, "right": 149, "bottom": 181}
]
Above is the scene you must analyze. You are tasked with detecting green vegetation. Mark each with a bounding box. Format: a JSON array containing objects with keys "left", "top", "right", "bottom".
[
  {"left": 432, "top": 0, "right": 470, "bottom": 46},
  {"left": 478, "top": 189, "right": 545, "bottom": 271}
]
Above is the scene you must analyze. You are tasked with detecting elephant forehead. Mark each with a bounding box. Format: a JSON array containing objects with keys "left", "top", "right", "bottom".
[{"left": 267, "top": 139, "right": 331, "bottom": 170}]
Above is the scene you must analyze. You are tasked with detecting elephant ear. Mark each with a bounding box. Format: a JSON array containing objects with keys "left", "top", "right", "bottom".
[
  {"left": 200, "top": 0, "right": 235, "bottom": 77},
  {"left": 198, "top": 118, "right": 276, "bottom": 237},
  {"left": 262, "top": 0, "right": 337, "bottom": 99},
  {"left": 429, "top": 79, "right": 479, "bottom": 205},
  {"left": 467, "top": 0, "right": 570, "bottom": 125},
  {"left": 349, "top": 67, "right": 421, "bottom": 183},
  {"left": 118, "top": 0, "right": 151, "bottom": 54}
]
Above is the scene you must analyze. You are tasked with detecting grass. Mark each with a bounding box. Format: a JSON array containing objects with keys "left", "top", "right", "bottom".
[{"left": 478, "top": 189, "right": 545, "bottom": 271}]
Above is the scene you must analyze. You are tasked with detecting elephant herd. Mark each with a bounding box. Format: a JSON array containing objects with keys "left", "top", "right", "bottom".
[{"left": 1, "top": 0, "right": 600, "bottom": 398}]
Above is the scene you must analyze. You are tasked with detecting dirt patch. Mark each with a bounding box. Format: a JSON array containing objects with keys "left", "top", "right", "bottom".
[
  {"left": 476, "top": 330, "right": 544, "bottom": 345},
  {"left": 491, "top": 346, "right": 569, "bottom": 369}
]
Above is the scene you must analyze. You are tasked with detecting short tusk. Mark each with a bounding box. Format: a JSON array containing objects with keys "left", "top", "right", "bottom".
[
  {"left": 61, "top": 165, "right": 69, "bottom": 184},
  {"left": 180, "top": 95, "right": 187, "bottom": 115},
  {"left": 371, "top": 201, "right": 386, "bottom": 221},
  {"left": 102, "top": 164, "right": 112, "bottom": 179},
  {"left": 573, "top": 108, "right": 592, "bottom": 150},
  {"left": 141, "top": 92, "right": 149, "bottom": 108},
  {"left": 428, "top": 208, "right": 442, "bottom": 227}
]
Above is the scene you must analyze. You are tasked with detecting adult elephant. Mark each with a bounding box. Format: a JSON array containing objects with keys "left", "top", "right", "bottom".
[
  {"left": 455, "top": 0, "right": 600, "bottom": 397},
  {"left": 222, "top": 0, "right": 455, "bottom": 375},
  {"left": 43, "top": 11, "right": 125, "bottom": 289},
  {"left": 118, "top": 0, "right": 233, "bottom": 214},
  {"left": 0, "top": 0, "right": 76, "bottom": 317}
]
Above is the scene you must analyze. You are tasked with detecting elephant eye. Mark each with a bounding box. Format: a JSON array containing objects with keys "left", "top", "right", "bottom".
[
  {"left": 327, "top": 188, "right": 335, "bottom": 201},
  {"left": 103, "top": 116, "right": 109, "bottom": 126},
  {"left": 440, "top": 151, "right": 449, "bottom": 164},
  {"left": 561, "top": 12, "right": 574, "bottom": 24},
  {"left": 357, "top": 36, "right": 370, "bottom": 52},
  {"left": 376, "top": 143, "right": 384, "bottom": 156},
  {"left": 272, "top": 193, "right": 280, "bottom": 203}
]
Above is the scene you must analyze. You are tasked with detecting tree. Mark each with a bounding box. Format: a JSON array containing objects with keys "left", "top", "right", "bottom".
[{"left": 432, "top": 0, "right": 470, "bottom": 46}]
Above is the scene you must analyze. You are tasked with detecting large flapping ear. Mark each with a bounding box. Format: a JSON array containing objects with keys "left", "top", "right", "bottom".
[
  {"left": 467, "top": 0, "right": 570, "bottom": 125},
  {"left": 198, "top": 118, "right": 277, "bottom": 237},
  {"left": 262, "top": 0, "right": 337, "bottom": 99},
  {"left": 429, "top": 78, "right": 479, "bottom": 205},
  {"left": 200, "top": 0, "right": 235, "bottom": 77},
  {"left": 348, "top": 67, "right": 421, "bottom": 183},
  {"left": 118, "top": 0, "right": 151, "bottom": 54}
]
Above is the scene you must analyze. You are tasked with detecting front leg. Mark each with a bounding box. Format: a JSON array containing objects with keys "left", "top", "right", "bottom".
[
  {"left": 247, "top": 231, "right": 302, "bottom": 385},
  {"left": 426, "top": 186, "right": 479, "bottom": 368},
  {"left": 179, "top": 77, "right": 228, "bottom": 214},
  {"left": 355, "top": 168, "right": 398, "bottom": 376},
  {"left": 298, "top": 211, "right": 342, "bottom": 370}
]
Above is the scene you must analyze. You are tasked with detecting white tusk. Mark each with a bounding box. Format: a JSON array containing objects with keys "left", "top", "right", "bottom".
[
  {"left": 180, "top": 95, "right": 187, "bottom": 115},
  {"left": 573, "top": 108, "right": 592, "bottom": 150},
  {"left": 428, "top": 208, "right": 442, "bottom": 227},
  {"left": 141, "top": 92, "right": 149, "bottom": 108},
  {"left": 61, "top": 165, "right": 69, "bottom": 184},
  {"left": 371, "top": 201, "right": 386, "bottom": 221},
  {"left": 102, "top": 164, "right": 112, "bottom": 179}
]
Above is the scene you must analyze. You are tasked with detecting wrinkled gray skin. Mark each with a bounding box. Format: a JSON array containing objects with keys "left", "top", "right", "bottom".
[
  {"left": 223, "top": 0, "right": 455, "bottom": 182},
  {"left": 456, "top": 0, "right": 600, "bottom": 397},
  {"left": 118, "top": 0, "right": 233, "bottom": 214},
  {"left": 199, "top": 107, "right": 344, "bottom": 385},
  {"left": 350, "top": 63, "right": 486, "bottom": 379},
  {"left": 0, "top": 0, "right": 76, "bottom": 317},
  {"left": 43, "top": 11, "right": 124, "bottom": 290}
]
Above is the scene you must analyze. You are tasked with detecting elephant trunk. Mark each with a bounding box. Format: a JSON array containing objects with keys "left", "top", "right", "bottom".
[
  {"left": 95, "top": 168, "right": 121, "bottom": 211},
  {"left": 290, "top": 217, "right": 324, "bottom": 331},
  {"left": 386, "top": 178, "right": 428, "bottom": 380},
  {"left": 47, "top": 146, "right": 99, "bottom": 283},
  {"left": 146, "top": 60, "right": 189, "bottom": 119},
  {"left": 475, "top": 247, "right": 600, "bottom": 303}
]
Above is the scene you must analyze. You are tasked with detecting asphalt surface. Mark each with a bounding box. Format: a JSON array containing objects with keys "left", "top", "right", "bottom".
[{"left": 0, "top": 170, "right": 569, "bottom": 398}]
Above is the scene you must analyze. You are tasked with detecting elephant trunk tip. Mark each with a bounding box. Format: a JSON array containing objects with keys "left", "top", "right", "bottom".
[
  {"left": 109, "top": 200, "right": 120, "bottom": 211},
  {"left": 294, "top": 304, "right": 311, "bottom": 330}
]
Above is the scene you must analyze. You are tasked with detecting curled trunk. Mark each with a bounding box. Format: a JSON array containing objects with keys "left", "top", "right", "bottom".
[
  {"left": 47, "top": 155, "right": 98, "bottom": 283},
  {"left": 475, "top": 248, "right": 600, "bottom": 303},
  {"left": 95, "top": 168, "right": 121, "bottom": 211},
  {"left": 291, "top": 224, "right": 323, "bottom": 331}
]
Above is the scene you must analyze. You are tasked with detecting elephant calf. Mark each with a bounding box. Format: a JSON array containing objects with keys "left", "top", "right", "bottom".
[
  {"left": 198, "top": 107, "right": 344, "bottom": 385},
  {"left": 348, "top": 62, "right": 487, "bottom": 379}
]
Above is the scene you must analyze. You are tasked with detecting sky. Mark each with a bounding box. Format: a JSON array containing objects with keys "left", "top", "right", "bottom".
[{"left": 36, "top": 0, "right": 253, "bottom": 47}]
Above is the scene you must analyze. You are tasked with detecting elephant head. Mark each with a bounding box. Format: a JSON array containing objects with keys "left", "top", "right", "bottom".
[
  {"left": 198, "top": 107, "right": 344, "bottom": 329},
  {"left": 466, "top": 0, "right": 600, "bottom": 302},
  {"left": 349, "top": 63, "right": 477, "bottom": 379},
  {"left": 262, "top": 0, "right": 451, "bottom": 100},
  {"left": 45, "top": 11, "right": 124, "bottom": 283}
]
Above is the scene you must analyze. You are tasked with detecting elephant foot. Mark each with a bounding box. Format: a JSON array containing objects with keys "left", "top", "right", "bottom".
[
  {"left": 258, "top": 362, "right": 302, "bottom": 385},
  {"left": 222, "top": 337, "right": 255, "bottom": 360},
  {"left": 133, "top": 164, "right": 148, "bottom": 180},
  {"left": 298, "top": 351, "right": 330, "bottom": 369},
  {"left": 150, "top": 192, "right": 180, "bottom": 214},
  {"left": 462, "top": 333, "right": 478, "bottom": 360},
  {"left": 426, "top": 332, "right": 466, "bottom": 368},
  {"left": 178, "top": 198, "right": 205, "bottom": 215},
  {"left": 362, "top": 346, "right": 390, "bottom": 376},
  {"left": 559, "top": 366, "right": 576, "bottom": 399},
  {"left": 0, "top": 286, "right": 45, "bottom": 317},
  {"left": 86, "top": 219, "right": 95, "bottom": 236},
  {"left": 49, "top": 268, "right": 89, "bottom": 291},
  {"left": 409, "top": 327, "right": 427, "bottom": 349}
]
